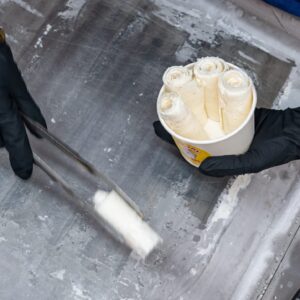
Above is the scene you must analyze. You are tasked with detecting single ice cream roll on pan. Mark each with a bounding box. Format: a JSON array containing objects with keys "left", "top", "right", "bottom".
[
  {"left": 163, "top": 66, "right": 207, "bottom": 125},
  {"left": 194, "top": 57, "right": 227, "bottom": 122},
  {"left": 94, "top": 190, "right": 162, "bottom": 259},
  {"left": 218, "top": 69, "right": 252, "bottom": 134},
  {"left": 160, "top": 92, "right": 208, "bottom": 141}
]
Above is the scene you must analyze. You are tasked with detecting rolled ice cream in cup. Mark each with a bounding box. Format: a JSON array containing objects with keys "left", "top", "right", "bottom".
[
  {"left": 160, "top": 92, "right": 208, "bottom": 141},
  {"left": 218, "top": 69, "right": 252, "bottom": 134},
  {"left": 194, "top": 57, "right": 228, "bottom": 122},
  {"left": 157, "top": 60, "right": 257, "bottom": 167},
  {"left": 163, "top": 66, "right": 207, "bottom": 126}
]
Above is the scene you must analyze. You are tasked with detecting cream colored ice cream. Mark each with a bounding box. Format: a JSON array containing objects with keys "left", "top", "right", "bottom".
[
  {"left": 157, "top": 59, "right": 256, "bottom": 168},
  {"left": 194, "top": 57, "right": 227, "bottom": 122},
  {"left": 160, "top": 92, "right": 209, "bottom": 140},
  {"left": 94, "top": 190, "right": 162, "bottom": 259},
  {"left": 159, "top": 59, "right": 252, "bottom": 142},
  {"left": 163, "top": 66, "right": 207, "bottom": 125},
  {"left": 218, "top": 69, "right": 252, "bottom": 134},
  {"left": 163, "top": 66, "right": 191, "bottom": 90},
  {"left": 204, "top": 119, "right": 225, "bottom": 140}
]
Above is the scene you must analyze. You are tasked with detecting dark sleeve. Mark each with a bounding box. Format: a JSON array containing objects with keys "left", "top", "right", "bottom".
[
  {"left": 263, "top": 0, "right": 300, "bottom": 17},
  {"left": 4, "top": 43, "right": 47, "bottom": 128}
]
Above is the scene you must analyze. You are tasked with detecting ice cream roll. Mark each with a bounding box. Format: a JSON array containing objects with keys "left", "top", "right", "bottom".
[
  {"left": 160, "top": 92, "right": 209, "bottom": 141},
  {"left": 218, "top": 69, "right": 252, "bottom": 134},
  {"left": 94, "top": 190, "right": 162, "bottom": 259},
  {"left": 194, "top": 57, "right": 228, "bottom": 122},
  {"left": 163, "top": 66, "right": 207, "bottom": 125}
]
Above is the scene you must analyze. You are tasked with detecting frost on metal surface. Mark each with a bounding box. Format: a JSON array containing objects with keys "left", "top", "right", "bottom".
[
  {"left": 58, "top": 0, "right": 87, "bottom": 20},
  {"left": 50, "top": 269, "right": 66, "bottom": 281},
  {"left": 232, "top": 165, "right": 300, "bottom": 300},
  {"left": 152, "top": 0, "right": 300, "bottom": 62},
  {"left": 0, "top": 0, "right": 43, "bottom": 17},
  {"left": 34, "top": 24, "right": 52, "bottom": 49},
  {"left": 197, "top": 175, "right": 252, "bottom": 257},
  {"left": 273, "top": 67, "right": 300, "bottom": 109}
]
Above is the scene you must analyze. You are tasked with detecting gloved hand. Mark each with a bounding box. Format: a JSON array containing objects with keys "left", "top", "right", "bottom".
[
  {"left": 153, "top": 107, "right": 300, "bottom": 177},
  {"left": 292, "top": 289, "right": 300, "bottom": 300},
  {"left": 0, "top": 34, "right": 47, "bottom": 179}
]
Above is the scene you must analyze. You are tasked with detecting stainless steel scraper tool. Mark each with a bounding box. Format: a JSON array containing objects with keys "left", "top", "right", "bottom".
[{"left": 22, "top": 114, "right": 162, "bottom": 259}]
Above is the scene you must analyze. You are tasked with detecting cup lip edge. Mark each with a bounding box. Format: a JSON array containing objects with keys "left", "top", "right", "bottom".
[{"left": 157, "top": 62, "right": 257, "bottom": 145}]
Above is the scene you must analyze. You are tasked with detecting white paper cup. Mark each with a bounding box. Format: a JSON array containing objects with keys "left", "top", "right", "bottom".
[{"left": 157, "top": 63, "right": 257, "bottom": 167}]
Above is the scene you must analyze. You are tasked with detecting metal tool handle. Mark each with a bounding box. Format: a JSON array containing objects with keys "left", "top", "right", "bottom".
[
  {"left": 22, "top": 113, "right": 97, "bottom": 176},
  {"left": 33, "top": 152, "right": 74, "bottom": 197},
  {"left": 23, "top": 114, "right": 143, "bottom": 218},
  {"left": 34, "top": 151, "right": 128, "bottom": 243}
]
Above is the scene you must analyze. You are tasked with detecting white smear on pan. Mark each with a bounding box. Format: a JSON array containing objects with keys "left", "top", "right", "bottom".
[
  {"left": 34, "top": 37, "right": 43, "bottom": 49},
  {"left": 209, "top": 175, "right": 252, "bottom": 225},
  {"left": 34, "top": 24, "right": 52, "bottom": 49},
  {"left": 197, "top": 175, "right": 252, "bottom": 257},
  {"left": 0, "top": 0, "right": 43, "bottom": 17},
  {"left": 273, "top": 67, "right": 300, "bottom": 109},
  {"left": 50, "top": 269, "right": 65, "bottom": 281},
  {"left": 58, "top": 0, "right": 87, "bottom": 20},
  {"left": 5, "top": 34, "right": 18, "bottom": 44},
  {"left": 231, "top": 179, "right": 300, "bottom": 300},
  {"left": 38, "top": 215, "right": 48, "bottom": 221},
  {"left": 238, "top": 50, "right": 260, "bottom": 65},
  {"left": 72, "top": 283, "right": 91, "bottom": 300}
]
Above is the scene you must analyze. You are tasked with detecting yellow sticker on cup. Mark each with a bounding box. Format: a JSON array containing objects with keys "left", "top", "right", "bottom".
[{"left": 174, "top": 139, "right": 211, "bottom": 167}]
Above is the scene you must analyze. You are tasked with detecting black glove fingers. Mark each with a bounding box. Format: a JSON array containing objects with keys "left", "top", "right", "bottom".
[
  {"left": 199, "top": 137, "right": 294, "bottom": 177},
  {"left": 4, "top": 43, "right": 47, "bottom": 136},
  {"left": 252, "top": 108, "right": 285, "bottom": 147},
  {"left": 22, "top": 116, "right": 46, "bottom": 139},
  {"left": 153, "top": 121, "right": 176, "bottom": 146},
  {"left": 199, "top": 150, "right": 262, "bottom": 177},
  {"left": 0, "top": 133, "right": 4, "bottom": 148},
  {"left": 253, "top": 107, "right": 275, "bottom": 134},
  {"left": 0, "top": 108, "right": 33, "bottom": 179}
]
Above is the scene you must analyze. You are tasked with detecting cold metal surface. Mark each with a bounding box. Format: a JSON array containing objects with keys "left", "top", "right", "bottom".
[{"left": 0, "top": 0, "right": 299, "bottom": 299}]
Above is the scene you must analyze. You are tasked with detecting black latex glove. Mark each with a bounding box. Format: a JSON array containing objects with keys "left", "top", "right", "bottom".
[
  {"left": 292, "top": 289, "right": 300, "bottom": 300},
  {"left": 0, "top": 41, "right": 47, "bottom": 179},
  {"left": 153, "top": 107, "right": 300, "bottom": 177}
]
